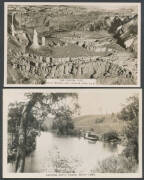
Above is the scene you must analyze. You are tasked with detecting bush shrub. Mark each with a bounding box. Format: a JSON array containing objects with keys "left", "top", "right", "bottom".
[
  {"left": 95, "top": 155, "right": 138, "bottom": 173},
  {"left": 102, "top": 131, "right": 120, "bottom": 142},
  {"left": 95, "top": 117, "right": 105, "bottom": 123}
]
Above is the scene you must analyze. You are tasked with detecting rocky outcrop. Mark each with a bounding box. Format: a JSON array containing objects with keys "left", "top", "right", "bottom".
[
  {"left": 9, "top": 53, "right": 134, "bottom": 84},
  {"left": 30, "top": 29, "right": 40, "bottom": 49},
  {"left": 111, "top": 15, "right": 138, "bottom": 55},
  {"left": 82, "top": 14, "right": 138, "bottom": 55},
  {"left": 7, "top": 7, "right": 138, "bottom": 85}
]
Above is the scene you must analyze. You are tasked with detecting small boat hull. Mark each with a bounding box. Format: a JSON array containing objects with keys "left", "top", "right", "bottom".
[
  {"left": 85, "top": 137, "right": 98, "bottom": 141},
  {"left": 84, "top": 132, "right": 99, "bottom": 141}
]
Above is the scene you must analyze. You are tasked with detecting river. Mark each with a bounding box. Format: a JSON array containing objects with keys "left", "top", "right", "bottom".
[{"left": 8, "top": 132, "right": 124, "bottom": 173}]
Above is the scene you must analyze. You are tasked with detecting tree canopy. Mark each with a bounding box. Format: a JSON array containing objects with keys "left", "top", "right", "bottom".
[
  {"left": 118, "top": 95, "right": 139, "bottom": 162},
  {"left": 8, "top": 92, "right": 79, "bottom": 172}
]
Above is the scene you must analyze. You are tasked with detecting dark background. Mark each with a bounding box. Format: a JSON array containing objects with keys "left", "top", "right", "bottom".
[{"left": 0, "top": 0, "right": 143, "bottom": 179}]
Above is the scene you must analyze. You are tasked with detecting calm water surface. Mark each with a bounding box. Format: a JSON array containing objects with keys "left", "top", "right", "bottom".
[{"left": 8, "top": 132, "right": 124, "bottom": 173}]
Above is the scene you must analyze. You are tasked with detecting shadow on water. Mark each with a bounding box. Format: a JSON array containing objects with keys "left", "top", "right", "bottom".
[{"left": 103, "top": 142, "right": 118, "bottom": 153}]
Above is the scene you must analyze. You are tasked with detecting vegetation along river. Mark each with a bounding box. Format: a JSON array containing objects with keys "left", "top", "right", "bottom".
[{"left": 8, "top": 132, "right": 124, "bottom": 173}]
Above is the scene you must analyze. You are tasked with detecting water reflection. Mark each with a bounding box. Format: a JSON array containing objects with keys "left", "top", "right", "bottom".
[
  {"left": 103, "top": 142, "right": 118, "bottom": 153},
  {"left": 8, "top": 132, "right": 123, "bottom": 173}
]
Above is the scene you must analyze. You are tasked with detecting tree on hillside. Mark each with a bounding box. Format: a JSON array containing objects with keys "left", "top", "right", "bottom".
[
  {"left": 118, "top": 95, "right": 139, "bottom": 162},
  {"left": 52, "top": 107, "right": 74, "bottom": 135},
  {"left": 8, "top": 93, "right": 78, "bottom": 173}
]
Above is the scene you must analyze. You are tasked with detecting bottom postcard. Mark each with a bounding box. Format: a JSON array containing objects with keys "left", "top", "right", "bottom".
[{"left": 3, "top": 89, "right": 142, "bottom": 178}]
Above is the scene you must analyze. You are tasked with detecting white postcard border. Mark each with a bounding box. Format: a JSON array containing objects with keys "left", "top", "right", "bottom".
[
  {"left": 4, "top": 2, "right": 141, "bottom": 87},
  {"left": 2, "top": 88, "right": 142, "bottom": 178}
]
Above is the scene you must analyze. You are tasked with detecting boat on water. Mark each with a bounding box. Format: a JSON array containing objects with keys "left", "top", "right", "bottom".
[{"left": 84, "top": 131, "right": 99, "bottom": 141}]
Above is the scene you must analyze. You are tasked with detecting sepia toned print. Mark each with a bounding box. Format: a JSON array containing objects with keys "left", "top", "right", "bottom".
[
  {"left": 3, "top": 89, "right": 142, "bottom": 178},
  {"left": 4, "top": 2, "right": 141, "bottom": 87}
]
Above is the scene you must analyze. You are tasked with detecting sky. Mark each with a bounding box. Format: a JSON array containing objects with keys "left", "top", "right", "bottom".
[
  {"left": 78, "top": 91, "right": 136, "bottom": 115},
  {"left": 3, "top": 89, "right": 140, "bottom": 116}
]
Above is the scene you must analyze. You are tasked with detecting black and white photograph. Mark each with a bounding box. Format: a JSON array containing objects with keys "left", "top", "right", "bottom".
[
  {"left": 4, "top": 2, "right": 141, "bottom": 87},
  {"left": 3, "top": 89, "right": 142, "bottom": 178}
]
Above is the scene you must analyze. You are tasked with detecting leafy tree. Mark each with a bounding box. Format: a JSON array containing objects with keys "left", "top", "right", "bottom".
[
  {"left": 118, "top": 95, "right": 139, "bottom": 162},
  {"left": 8, "top": 102, "right": 24, "bottom": 133},
  {"left": 52, "top": 107, "right": 74, "bottom": 135},
  {"left": 8, "top": 100, "right": 37, "bottom": 167},
  {"left": 8, "top": 92, "right": 78, "bottom": 172},
  {"left": 102, "top": 131, "right": 120, "bottom": 142}
]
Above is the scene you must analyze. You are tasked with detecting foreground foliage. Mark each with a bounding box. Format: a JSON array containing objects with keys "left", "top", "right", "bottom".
[
  {"left": 8, "top": 93, "right": 78, "bottom": 172},
  {"left": 96, "top": 155, "right": 138, "bottom": 173},
  {"left": 96, "top": 95, "right": 139, "bottom": 173}
]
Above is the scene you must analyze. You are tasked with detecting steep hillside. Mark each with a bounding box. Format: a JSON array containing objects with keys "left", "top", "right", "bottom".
[{"left": 7, "top": 5, "right": 138, "bottom": 85}]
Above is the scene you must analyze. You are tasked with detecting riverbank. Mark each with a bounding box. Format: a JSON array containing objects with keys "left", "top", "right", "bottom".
[{"left": 8, "top": 131, "right": 124, "bottom": 173}]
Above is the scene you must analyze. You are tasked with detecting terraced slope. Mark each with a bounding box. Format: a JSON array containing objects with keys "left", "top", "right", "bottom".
[{"left": 7, "top": 5, "right": 138, "bottom": 85}]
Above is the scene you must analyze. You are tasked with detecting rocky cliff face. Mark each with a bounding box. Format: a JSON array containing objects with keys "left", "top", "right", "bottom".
[
  {"left": 83, "top": 14, "right": 138, "bottom": 56},
  {"left": 7, "top": 5, "right": 138, "bottom": 85},
  {"left": 8, "top": 6, "right": 138, "bottom": 54},
  {"left": 110, "top": 15, "right": 138, "bottom": 55},
  {"left": 8, "top": 52, "right": 135, "bottom": 84}
]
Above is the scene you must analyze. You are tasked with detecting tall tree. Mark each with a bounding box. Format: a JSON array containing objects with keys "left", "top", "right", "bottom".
[
  {"left": 13, "top": 93, "right": 78, "bottom": 172},
  {"left": 118, "top": 95, "right": 139, "bottom": 162},
  {"left": 15, "top": 93, "right": 42, "bottom": 172}
]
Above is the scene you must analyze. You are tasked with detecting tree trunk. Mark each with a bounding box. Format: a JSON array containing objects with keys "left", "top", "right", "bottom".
[{"left": 15, "top": 95, "right": 38, "bottom": 172}]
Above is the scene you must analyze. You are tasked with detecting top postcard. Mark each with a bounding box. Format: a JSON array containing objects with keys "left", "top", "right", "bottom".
[{"left": 4, "top": 2, "right": 141, "bottom": 87}]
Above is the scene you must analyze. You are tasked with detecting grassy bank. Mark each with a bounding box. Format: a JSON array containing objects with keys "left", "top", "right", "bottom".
[
  {"left": 73, "top": 114, "right": 126, "bottom": 135},
  {"left": 95, "top": 154, "right": 138, "bottom": 173}
]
